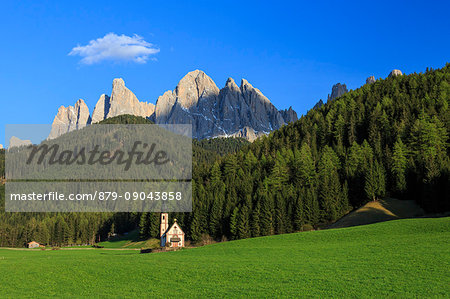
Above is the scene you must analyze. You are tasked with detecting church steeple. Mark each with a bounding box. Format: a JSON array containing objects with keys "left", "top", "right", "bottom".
[{"left": 160, "top": 213, "right": 169, "bottom": 237}]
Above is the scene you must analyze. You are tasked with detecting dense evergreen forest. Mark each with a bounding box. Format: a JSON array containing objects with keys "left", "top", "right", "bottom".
[{"left": 1, "top": 64, "right": 449, "bottom": 247}]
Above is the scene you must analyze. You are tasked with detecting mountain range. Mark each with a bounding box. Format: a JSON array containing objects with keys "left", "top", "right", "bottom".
[
  {"left": 48, "top": 70, "right": 298, "bottom": 141},
  {"left": 48, "top": 69, "right": 404, "bottom": 142}
]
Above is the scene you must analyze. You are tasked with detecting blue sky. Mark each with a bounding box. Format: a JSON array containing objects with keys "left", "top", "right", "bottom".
[{"left": 1, "top": 0, "right": 449, "bottom": 145}]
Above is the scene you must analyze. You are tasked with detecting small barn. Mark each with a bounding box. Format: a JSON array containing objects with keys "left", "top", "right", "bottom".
[
  {"left": 27, "top": 241, "right": 40, "bottom": 248},
  {"left": 160, "top": 213, "right": 185, "bottom": 248}
]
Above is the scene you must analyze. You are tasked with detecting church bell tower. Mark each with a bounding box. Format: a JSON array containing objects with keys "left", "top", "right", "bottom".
[{"left": 160, "top": 213, "right": 169, "bottom": 237}]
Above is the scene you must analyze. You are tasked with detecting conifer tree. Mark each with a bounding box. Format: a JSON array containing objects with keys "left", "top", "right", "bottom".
[
  {"left": 318, "top": 146, "right": 341, "bottom": 221},
  {"left": 139, "top": 212, "right": 149, "bottom": 240},
  {"left": 238, "top": 203, "right": 251, "bottom": 239},
  {"left": 293, "top": 195, "right": 304, "bottom": 231},
  {"left": 259, "top": 184, "right": 274, "bottom": 236},
  {"left": 148, "top": 213, "right": 160, "bottom": 238},
  {"left": 209, "top": 193, "right": 224, "bottom": 239},
  {"left": 295, "top": 143, "right": 316, "bottom": 187},
  {"left": 365, "top": 160, "right": 377, "bottom": 201},
  {"left": 229, "top": 207, "right": 239, "bottom": 240},
  {"left": 274, "top": 193, "right": 286, "bottom": 234},
  {"left": 251, "top": 201, "right": 261, "bottom": 237},
  {"left": 189, "top": 212, "right": 202, "bottom": 243},
  {"left": 268, "top": 152, "right": 288, "bottom": 187}
]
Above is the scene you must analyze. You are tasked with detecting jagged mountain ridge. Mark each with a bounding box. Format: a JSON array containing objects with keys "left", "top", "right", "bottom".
[
  {"left": 49, "top": 70, "right": 297, "bottom": 141},
  {"left": 313, "top": 69, "right": 403, "bottom": 110}
]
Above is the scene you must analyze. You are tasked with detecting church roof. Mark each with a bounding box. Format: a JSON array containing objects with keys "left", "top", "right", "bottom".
[{"left": 161, "top": 221, "right": 185, "bottom": 237}]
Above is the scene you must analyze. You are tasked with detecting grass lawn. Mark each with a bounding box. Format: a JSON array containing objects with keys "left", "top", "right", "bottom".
[
  {"left": 0, "top": 217, "right": 449, "bottom": 297},
  {"left": 97, "top": 229, "right": 160, "bottom": 249}
]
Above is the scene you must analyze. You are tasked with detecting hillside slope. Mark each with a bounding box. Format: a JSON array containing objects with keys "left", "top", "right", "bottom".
[
  {"left": 181, "top": 64, "right": 449, "bottom": 243},
  {"left": 0, "top": 217, "right": 449, "bottom": 297},
  {"left": 329, "top": 198, "right": 425, "bottom": 228}
]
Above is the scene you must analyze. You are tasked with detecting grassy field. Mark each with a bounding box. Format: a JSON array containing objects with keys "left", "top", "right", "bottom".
[
  {"left": 0, "top": 217, "right": 449, "bottom": 298},
  {"left": 97, "top": 229, "right": 160, "bottom": 249}
]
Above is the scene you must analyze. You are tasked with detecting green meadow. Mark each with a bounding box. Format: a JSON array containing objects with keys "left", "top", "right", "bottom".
[
  {"left": 97, "top": 229, "right": 160, "bottom": 249},
  {"left": 0, "top": 217, "right": 449, "bottom": 298}
]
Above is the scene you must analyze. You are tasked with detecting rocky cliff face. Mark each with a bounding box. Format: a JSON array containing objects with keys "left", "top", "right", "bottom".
[
  {"left": 48, "top": 99, "right": 91, "bottom": 139},
  {"left": 227, "top": 126, "right": 264, "bottom": 142},
  {"left": 49, "top": 70, "right": 297, "bottom": 141},
  {"left": 0, "top": 144, "right": 3, "bottom": 149},
  {"left": 91, "top": 94, "right": 111, "bottom": 124},
  {"left": 152, "top": 70, "right": 296, "bottom": 139},
  {"left": 327, "top": 83, "right": 348, "bottom": 102},
  {"left": 106, "top": 78, "right": 155, "bottom": 119},
  {"left": 91, "top": 79, "right": 155, "bottom": 124}
]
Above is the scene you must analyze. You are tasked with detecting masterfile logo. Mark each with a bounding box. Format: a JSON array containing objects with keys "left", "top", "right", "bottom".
[
  {"left": 5, "top": 124, "right": 192, "bottom": 212},
  {"left": 26, "top": 141, "right": 170, "bottom": 171}
]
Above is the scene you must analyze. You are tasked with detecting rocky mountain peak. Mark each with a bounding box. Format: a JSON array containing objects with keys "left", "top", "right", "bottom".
[
  {"left": 113, "top": 78, "right": 125, "bottom": 87},
  {"left": 240, "top": 78, "right": 252, "bottom": 89},
  {"left": 91, "top": 94, "right": 111, "bottom": 124},
  {"left": 280, "top": 106, "right": 298, "bottom": 123},
  {"left": 388, "top": 69, "right": 403, "bottom": 77},
  {"left": 49, "top": 78, "right": 155, "bottom": 139},
  {"left": 327, "top": 83, "right": 348, "bottom": 102},
  {"left": 107, "top": 78, "right": 154, "bottom": 119},
  {"left": 48, "top": 71, "right": 297, "bottom": 141},
  {"left": 240, "top": 79, "right": 271, "bottom": 105},
  {"left": 225, "top": 77, "right": 239, "bottom": 90},
  {"left": 48, "top": 99, "right": 91, "bottom": 139},
  {"left": 154, "top": 90, "right": 175, "bottom": 123},
  {"left": 9, "top": 136, "right": 32, "bottom": 149},
  {"left": 174, "top": 70, "right": 219, "bottom": 108},
  {"left": 153, "top": 70, "right": 297, "bottom": 140},
  {"left": 366, "top": 76, "right": 376, "bottom": 84}
]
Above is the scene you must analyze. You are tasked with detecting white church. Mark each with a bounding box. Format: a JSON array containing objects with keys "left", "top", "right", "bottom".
[{"left": 160, "top": 213, "right": 185, "bottom": 248}]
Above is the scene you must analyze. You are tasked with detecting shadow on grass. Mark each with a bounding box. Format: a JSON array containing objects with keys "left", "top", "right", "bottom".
[
  {"left": 99, "top": 252, "right": 138, "bottom": 256},
  {"left": 98, "top": 229, "right": 141, "bottom": 247},
  {"left": 329, "top": 198, "right": 425, "bottom": 229}
]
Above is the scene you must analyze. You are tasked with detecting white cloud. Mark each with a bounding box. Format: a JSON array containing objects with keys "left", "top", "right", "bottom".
[{"left": 69, "top": 33, "right": 159, "bottom": 65}]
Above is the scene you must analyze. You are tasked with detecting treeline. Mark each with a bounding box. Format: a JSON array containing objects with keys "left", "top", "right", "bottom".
[
  {"left": 0, "top": 188, "right": 138, "bottom": 247},
  {"left": 1, "top": 64, "right": 449, "bottom": 247}
]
